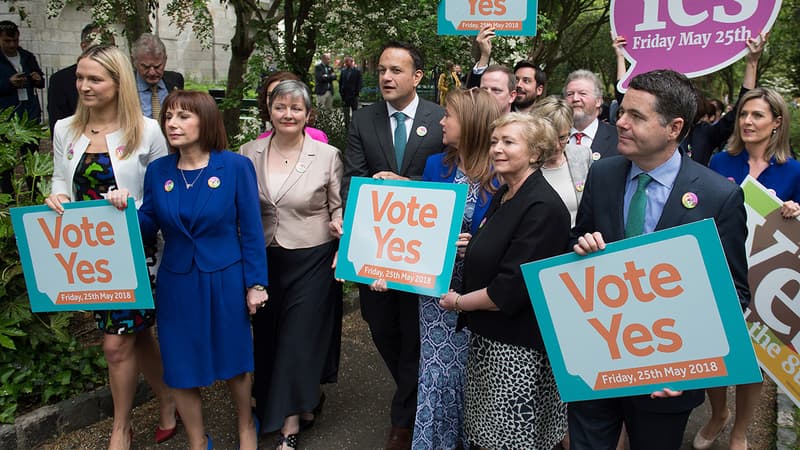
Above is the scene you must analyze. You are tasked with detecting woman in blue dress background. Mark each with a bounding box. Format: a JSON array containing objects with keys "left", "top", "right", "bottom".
[
  {"left": 109, "top": 91, "right": 268, "bottom": 450},
  {"left": 412, "top": 88, "right": 501, "bottom": 449}
]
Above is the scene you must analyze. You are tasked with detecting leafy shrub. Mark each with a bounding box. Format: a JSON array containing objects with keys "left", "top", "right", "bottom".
[
  {"left": 0, "top": 108, "right": 107, "bottom": 424},
  {"left": 313, "top": 107, "right": 348, "bottom": 152}
]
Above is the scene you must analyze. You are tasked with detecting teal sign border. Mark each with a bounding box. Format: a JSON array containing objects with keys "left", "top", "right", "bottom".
[
  {"left": 336, "top": 177, "right": 467, "bottom": 296},
  {"left": 10, "top": 199, "right": 154, "bottom": 312},
  {"left": 521, "top": 219, "right": 761, "bottom": 401}
]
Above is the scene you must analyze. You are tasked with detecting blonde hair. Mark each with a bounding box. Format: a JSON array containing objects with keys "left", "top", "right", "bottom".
[
  {"left": 727, "top": 87, "right": 791, "bottom": 164},
  {"left": 490, "top": 113, "right": 559, "bottom": 168},
  {"left": 71, "top": 45, "right": 144, "bottom": 157},
  {"left": 529, "top": 95, "right": 574, "bottom": 133},
  {"left": 442, "top": 88, "right": 502, "bottom": 195}
]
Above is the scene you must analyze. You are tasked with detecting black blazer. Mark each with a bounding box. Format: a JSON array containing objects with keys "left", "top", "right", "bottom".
[
  {"left": 341, "top": 97, "right": 446, "bottom": 204},
  {"left": 162, "top": 70, "right": 184, "bottom": 92},
  {"left": 591, "top": 121, "right": 619, "bottom": 159},
  {"left": 339, "top": 67, "right": 362, "bottom": 101},
  {"left": 461, "top": 170, "right": 570, "bottom": 349},
  {"left": 47, "top": 63, "right": 78, "bottom": 134},
  {"left": 571, "top": 153, "right": 749, "bottom": 413}
]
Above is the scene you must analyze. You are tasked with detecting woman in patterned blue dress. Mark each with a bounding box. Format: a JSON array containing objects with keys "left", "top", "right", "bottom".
[
  {"left": 412, "top": 88, "right": 502, "bottom": 449},
  {"left": 46, "top": 45, "right": 174, "bottom": 449}
]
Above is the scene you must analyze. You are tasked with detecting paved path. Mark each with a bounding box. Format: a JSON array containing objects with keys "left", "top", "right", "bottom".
[{"left": 41, "top": 308, "right": 775, "bottom": 449}]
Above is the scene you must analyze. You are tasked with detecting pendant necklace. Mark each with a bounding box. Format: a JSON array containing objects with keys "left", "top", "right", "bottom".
[
  {"left": 179, "top": 166, "right": 206, "bottom": 189},
  {"left": 271, "top": 142, "right": 295, "bottom": 166}
]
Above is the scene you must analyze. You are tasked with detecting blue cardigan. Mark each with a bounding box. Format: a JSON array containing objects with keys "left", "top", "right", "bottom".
[
  {"left": 710, "top": 149, "right": 800, "bottom": 203},
  {"left": 422, "top": 152, "right": 494, "bottom": 235}
]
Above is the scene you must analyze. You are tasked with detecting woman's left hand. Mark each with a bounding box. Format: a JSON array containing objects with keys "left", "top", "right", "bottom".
[
  {"left": 106, "top": 188, "right": 131, "bottom": 211},
  {"left": 650, "top": 387, "right": 683, "bottom": 399},
  {"left": 455, "top": 232, "right": 471, "bottom": 258},
  {"left": 780, "top": 200, "right": 800, "bottom": 219},
  {"left": 329, "top": 217, "right": 344, "bottom": 238},
  {"left": 246, "top": 287, "right": 269, "bottom": 315}
]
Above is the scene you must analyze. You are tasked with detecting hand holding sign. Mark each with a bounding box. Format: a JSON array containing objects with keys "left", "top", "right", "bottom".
[{"left": 611, "top": 0, "right": 782, "bottom": 91}]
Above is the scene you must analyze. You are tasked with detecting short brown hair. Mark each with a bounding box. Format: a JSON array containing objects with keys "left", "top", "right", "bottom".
[
  {"left": 161, "top": 90, "right": 228, "bottom": 153},
  {"left": 490, "top": 113, "right": 559, "bottom": 168}
]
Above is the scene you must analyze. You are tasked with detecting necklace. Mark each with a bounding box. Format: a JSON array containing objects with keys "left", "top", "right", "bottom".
[
  {"left": 179, "top": 166, "right": 206, "bottom": 189},
  {"left": 271, "top": 142, "right": 298, "bottom": 166},
  {"left": 87, "top": 124, "right": 111, "bottom": 135}
]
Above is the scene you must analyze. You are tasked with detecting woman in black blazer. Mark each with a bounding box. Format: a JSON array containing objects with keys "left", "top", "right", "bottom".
[{"left": 440, "top": 113, "right": 571, "bottom": 449}]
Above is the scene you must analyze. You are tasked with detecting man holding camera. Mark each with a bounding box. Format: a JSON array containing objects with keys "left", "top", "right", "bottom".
[{"left": 0, "top": 20, "right": 43, "bottom": 123}]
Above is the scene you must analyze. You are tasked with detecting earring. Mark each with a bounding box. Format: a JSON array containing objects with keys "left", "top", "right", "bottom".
[{"left": 772, "top": 128, "right": 778, "bottom": 135}]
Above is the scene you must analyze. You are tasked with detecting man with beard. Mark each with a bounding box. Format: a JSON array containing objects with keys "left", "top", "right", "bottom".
[{"left": 564, "top": 69, "right": 618, "bottom": 159}]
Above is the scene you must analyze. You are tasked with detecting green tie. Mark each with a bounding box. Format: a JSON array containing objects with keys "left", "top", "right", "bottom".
[
  {"left": 625, "top": 173, "right": 653, "bottom": 238},
  {"left": 393, "top": 111, "right": 408, "bottom": 168}
]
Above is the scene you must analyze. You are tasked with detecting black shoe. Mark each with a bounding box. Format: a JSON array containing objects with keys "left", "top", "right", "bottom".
[{"left": 298, "top": 392, "right": 326, "bottom": 431}]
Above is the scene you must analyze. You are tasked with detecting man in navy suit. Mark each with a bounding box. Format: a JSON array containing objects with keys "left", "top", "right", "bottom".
[
  {"left": 341, "top": 40, "right": 445, "bottom": 450},
  {"left": 569, "top": 69, "right": 749, "bottom": 450},
  {"left": 564, "top": 69, "right": 618, "bottom": 159},
  {"left": 132, "top": 33, "right": 184, "bottom": 120}
]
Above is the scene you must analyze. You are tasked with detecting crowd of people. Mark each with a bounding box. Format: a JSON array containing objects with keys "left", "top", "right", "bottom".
[{"left": 1, "top": 14, "right": 797, "bottom": 450}]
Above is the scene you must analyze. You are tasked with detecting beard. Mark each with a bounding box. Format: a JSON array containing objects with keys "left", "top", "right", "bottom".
[{"left": 514, "top": 93, "right": 537, "bottom": 109}]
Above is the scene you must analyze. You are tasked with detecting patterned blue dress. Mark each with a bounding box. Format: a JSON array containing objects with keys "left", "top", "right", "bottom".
[{"left": 412, "top": 170, "right": 478, "bottom": 449}]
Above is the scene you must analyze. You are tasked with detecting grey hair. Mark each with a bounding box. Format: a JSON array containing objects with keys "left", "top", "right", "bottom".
[
  {"left": 132, "top": 33, "right": 167, "bottom": 61},
  {"left": 269, "top": 80, "right": 312, "bottom": 112},
  {"left": 563, "top": 69, "right": 603, "bottom": 99}
]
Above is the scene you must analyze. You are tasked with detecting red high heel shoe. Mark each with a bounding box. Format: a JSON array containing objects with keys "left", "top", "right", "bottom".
[{"left": 154, "top": 412, "right": 180, "bottom": 443}]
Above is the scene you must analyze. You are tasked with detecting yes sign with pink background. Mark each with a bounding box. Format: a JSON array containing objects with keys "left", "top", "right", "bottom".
[{"left": 612, "top": 0, "right": 782, "bottom": 92}]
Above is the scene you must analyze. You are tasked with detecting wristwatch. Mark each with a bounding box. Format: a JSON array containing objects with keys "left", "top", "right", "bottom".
[{"left": 251, "top": 284, "right": 266, "bottom": 291}]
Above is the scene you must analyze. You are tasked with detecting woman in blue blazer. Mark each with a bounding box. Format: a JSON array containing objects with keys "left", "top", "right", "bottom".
[
  {"left": 110, "top": 91, "right": 268, "bottom": 450},
  {"left": 412, "top": 88, "right": 501, "bottom": 449}
]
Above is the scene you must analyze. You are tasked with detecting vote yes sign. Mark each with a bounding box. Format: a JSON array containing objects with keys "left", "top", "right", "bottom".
[
  {"left": 336, "top": 177, "right": 467, "bottom": 296},
  {"left": 11, "top": 199, "right": 154, "bottom": 312},
  {"left": 437, "top": 0, "right": 538, "bottom": 36},
  {"left": 612, "top": 0, "right": 782, "bottom": 91},
  {"left": 522, "top": 220, "right": 761, "bottom": 402}
]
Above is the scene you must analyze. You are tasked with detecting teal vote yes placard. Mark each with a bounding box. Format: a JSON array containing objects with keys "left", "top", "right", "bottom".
[
  {"left": 336, "top": 177, "right": 467, "bottom": 297},
  {"left": 11, "top": 199, "right": 154, "bottom": 312},
  {"left": 521, "top": 220, "right": 761, "bottom": 402}
]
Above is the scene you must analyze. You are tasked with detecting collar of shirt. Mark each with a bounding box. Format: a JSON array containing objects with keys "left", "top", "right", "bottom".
[
  {"left": 136, "top": 73, "right": 167, "bottom": 94},
  {"left": 570, "top": 118, "right": 599, "bottom": 144},
  {"left": 624, "top": 149, "right": 682, "bottom": 234},
  {"left": 386, "top": 94, "right": 419, "bottom": 139}
]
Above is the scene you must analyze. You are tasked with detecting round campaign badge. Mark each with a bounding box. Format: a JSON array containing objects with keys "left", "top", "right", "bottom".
[
  {"left": 592, "top": 152, "right": 601, "bottom": 161},
  {"left": 575, "top": 182, "right": 584, "bottom": 192},
  {"left": 115, "top": 146, "right": 125, "bottom": 158},
  {"left": 416, "top": 126, "right": 427, "bottom": 137},
  {"left": 296, "top": 163, "right": 307, "bottom": 173},
  {"left": 681, "top": 192, "right": 698, "bottom": 209},
  {"left": 164, "top": 180, "right": 174, "bottom": 192},
  {"left": 208, "top": 176, "right": 221, "bottom": 188}
]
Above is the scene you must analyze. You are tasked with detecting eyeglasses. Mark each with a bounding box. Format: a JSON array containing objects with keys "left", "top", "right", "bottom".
[{"left": 558, "top": 134, "right": 570, "bottom": 144}]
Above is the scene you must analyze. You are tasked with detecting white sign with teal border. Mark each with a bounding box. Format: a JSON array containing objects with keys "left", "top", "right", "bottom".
[
  {"left": 521, "top": 220, "right": 761, "bottom": 402},
  {"left": 336, "top": 177, "right": 467, "bottom": 296},
  {"left": 11, "top": 199, "right": 154, "bottom": 312},
  {"left": 437, "top": 0, "right": 538, "bottom": 36}
]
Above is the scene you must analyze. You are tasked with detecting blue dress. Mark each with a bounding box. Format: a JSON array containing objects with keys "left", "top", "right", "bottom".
[
  {"left": 138, "top": 151, "right": 268, "bottom": 389},
  {"left": 412, "top": 168, "right": 484, "bottom": 450},
  {"left": 709, "top": 149, "right": 800, "bottom": 202}
]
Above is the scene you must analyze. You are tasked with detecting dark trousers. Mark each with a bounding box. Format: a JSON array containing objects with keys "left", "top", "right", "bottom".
[
  {"left": 358, "top": 285, "right": 420, "bottom": 427},
  {"left": 342, "top": 96, "right": 359, "bottom": 131},
  {"left": 568, "top": 397, "right": 692, "bottom": 450}
]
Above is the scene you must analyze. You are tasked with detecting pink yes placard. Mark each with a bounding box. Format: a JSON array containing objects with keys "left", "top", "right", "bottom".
[{"left": 611, "top": 0, "right": 782, "bottom": 92}]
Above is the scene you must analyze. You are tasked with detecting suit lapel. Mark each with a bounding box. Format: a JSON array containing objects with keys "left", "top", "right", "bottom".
[
  {"left": 274, "top": 135, "right": 316, "bottom": 203},
  {"left": 160, "top": 155, "right": 191, "bottom": 237},
  {"left": 374, "top": 104, "right": 397, "bottom": 172},
  {"left": 188, "top": 151, "right": 222, "bottom": 229},
  {"left": 655, "top": 155, "right": 698, "bottom": 231},
  {"left": 604, "top": 158, "right": 630, "bottom": 242},
  {"left": 401, "top": 101, "right": 431, "bottom": 174}
]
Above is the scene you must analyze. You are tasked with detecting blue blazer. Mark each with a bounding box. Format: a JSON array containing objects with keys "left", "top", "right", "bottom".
[
  {"left": 422, "top": 152, "right": 494, "bottom": 235},
  {"left": 139, "top": 150, "right": 268, "bottom": 288}
]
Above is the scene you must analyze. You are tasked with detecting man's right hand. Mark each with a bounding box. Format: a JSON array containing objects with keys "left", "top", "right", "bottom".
[
  {"left": 475, "top": 25, "right": 496, "bottom": 67},
  {"left": 573, "top": 232, "right": 606, "bottom": 256},
  {"left": 10, "top": 73, "right": 27, "bottom": 88}
]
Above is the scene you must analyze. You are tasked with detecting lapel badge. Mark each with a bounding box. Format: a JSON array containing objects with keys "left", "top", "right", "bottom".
[
  {"left": 208, "top": 176, "right": 221, "bottom": 188},
  {"left": 592, "top": 152, "right": 601, "bottom": 161},
  {"left": 681, "top": 192, "right": 698, "bottom": 209},
  {"left": 115, "top": 146, "right": 125, "bottom": 158},
  {"left": 727, "top": 177, "right": 735, "bottom": 183},
  {"left": 575, "top": 182, "right": 584, "bottom": 192},
  {"left": 416, "top": 126, "right": 427, "bottom": 137},
  {"left": 296, "top": 163, "right": 307, "bottom": 173},
  {"left": 164, "top": 180, "right": 174, "bottom": 192},
  {"left": 67, "top": 144, "right": 74, "bottom": 160}
]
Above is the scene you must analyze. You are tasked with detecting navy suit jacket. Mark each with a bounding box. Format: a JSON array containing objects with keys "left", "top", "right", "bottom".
[
  {"left": 48, "top": 63, "right": 79, "bottom": 134},
  {"left": 341, "top": 97, "right": 446, "bottom": 204},
  {"left": 138, "top": 150, "right": 268, "bottom": 288},
  {"left": 591, "top": 121, "right": 619, "bottom": 159},
  {"left": 571, "top": 153, "right": 749, "bottom": 413}
]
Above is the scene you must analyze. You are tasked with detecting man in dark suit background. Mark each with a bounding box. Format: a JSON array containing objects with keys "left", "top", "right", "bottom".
[
  {"left": 314, "top": 52, "right": 336, "bottom": 110},
  {"left": 569, "top": 69, "right": 749, "bottom": 450},
  {"left": 339, "top": 55, "right": 361, "bottom": 130},
  {"left": 564, "top": 69, "right": 618, "bottom": 159},
  {"left": 132, "top": 33, "right": 183, "bottom": 120},
  {"left": 47, "top": 23, "right": 114, "bottom": 134},
  {"left": 341, "top": 40, "right": 445, "bottom": 450}
]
